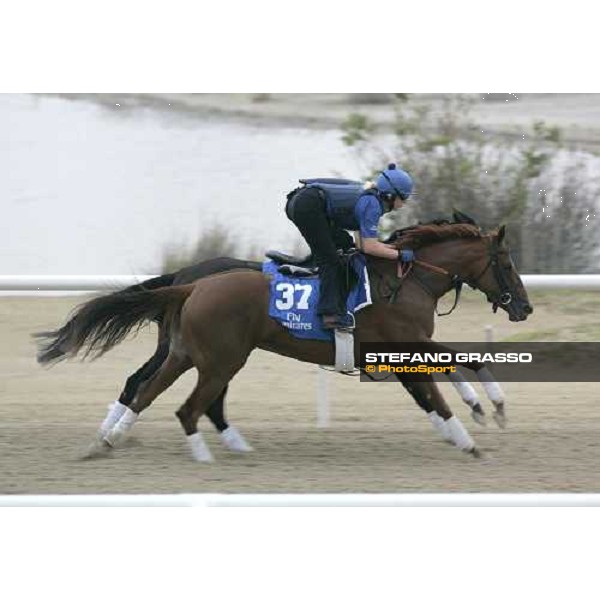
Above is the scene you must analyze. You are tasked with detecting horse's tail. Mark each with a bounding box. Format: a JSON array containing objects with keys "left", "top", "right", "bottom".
[
  {"left": 119, "top": 272, "right": 177, "bottom": 294},
  {"left": 34, "top": 282, "right": 195, "bottom": 366},
  {"left": 116, "top": 272, "right": 178, "bottom": 326}
]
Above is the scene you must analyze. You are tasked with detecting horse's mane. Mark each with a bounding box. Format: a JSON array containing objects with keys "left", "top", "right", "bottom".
[{"left": 394, "top": 223, "right": 485, "bottom": 250}]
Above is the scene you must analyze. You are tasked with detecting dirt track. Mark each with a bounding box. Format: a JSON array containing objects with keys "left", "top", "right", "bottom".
[{"left": 2, "top": 291, "right": 600, "bottom": 494}]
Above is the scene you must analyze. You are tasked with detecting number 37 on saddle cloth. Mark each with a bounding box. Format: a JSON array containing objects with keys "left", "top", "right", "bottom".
[{"left": 262, "top": 253, "right": 372, "bottom": 342}]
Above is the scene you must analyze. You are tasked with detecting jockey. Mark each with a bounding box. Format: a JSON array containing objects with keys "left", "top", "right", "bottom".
[{"left": 285, "top": 163, "right": 414, "bottom": 329}]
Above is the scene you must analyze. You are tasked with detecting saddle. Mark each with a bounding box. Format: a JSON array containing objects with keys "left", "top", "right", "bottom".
[
  {"left": 264, "top": 249, "right": 366, "bottom": 375},
  {"left": 265, "top": 251, "right": 317, "bottom": 277},
  {"left": 265, "top": 250, "right": 359, "bottom": 285}
]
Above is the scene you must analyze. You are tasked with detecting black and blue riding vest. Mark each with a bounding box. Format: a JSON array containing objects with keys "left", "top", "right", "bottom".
[{"left": 300, "top": 178, "right": 384, "bottom": 231}]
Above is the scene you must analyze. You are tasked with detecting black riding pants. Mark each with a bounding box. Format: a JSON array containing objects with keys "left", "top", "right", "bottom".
[{"left": 286, "top": 187, "right": 349, "bottom": 316}]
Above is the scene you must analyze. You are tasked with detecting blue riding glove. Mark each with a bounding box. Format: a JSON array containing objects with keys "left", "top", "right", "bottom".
[{"left": 399, "top": 249, "right": 415, "bottom": 262}]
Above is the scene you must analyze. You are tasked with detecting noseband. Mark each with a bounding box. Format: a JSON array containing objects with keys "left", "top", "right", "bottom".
[{"left": 464, "top": 235, "right": 515, "bottom": 313}]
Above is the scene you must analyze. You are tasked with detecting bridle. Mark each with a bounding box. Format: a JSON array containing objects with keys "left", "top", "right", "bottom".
[
  {"left": 462, "top": 234, "right": 515, "bottom": 313},
  {"left": 386, "top": 233, "right": 516, "bottom": 316}
]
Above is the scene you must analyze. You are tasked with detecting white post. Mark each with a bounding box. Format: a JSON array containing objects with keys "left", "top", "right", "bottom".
[{"left": 316, "top": 368, "right": 330, "bottom": 428}]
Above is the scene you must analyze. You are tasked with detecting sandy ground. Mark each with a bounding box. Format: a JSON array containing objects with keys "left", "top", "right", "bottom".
[{"left": 2, "top": 289, "right": 600, "bottom": 494}]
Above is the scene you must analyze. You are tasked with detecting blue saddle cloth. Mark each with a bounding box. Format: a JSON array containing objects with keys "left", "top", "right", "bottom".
[{"left": 262, "top": 253, "right": 372, "bottom": 342}]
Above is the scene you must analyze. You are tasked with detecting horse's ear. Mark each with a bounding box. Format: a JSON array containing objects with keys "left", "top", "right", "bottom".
[
  {"left": 497, "top": 224, "right": 507, "bottom": 244},
  {"left": 452, "top": 209, "right": 477, "bottom": 226}
]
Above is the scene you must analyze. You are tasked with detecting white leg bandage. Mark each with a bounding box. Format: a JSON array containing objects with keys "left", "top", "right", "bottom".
[
  {"left": 453, "top": 381, "right": 480, "bottom": 407},
  {"left": 220, "top": 426, "right": 253, "bottom": 453},
  {"left": 104, "top": 407, "right": 138, "bottom": 447},
  {"left": 99, "top": 401, "right": 127, "bottom": 436},
  {"left": 477, "top": 368, "right": 505, "bottom": 404},
  {"left": 187, "top": 432, "right": 214, "bottom": 462},
  {"left": 427, "top": 412, "right": 453, "bottom": 442},
  {"left": 445, "top": 416, "right": 475, "bottom": 451}
]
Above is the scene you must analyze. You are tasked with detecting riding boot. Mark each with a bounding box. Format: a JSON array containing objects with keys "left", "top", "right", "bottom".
[{"left": 315, "top": 258, "right": 347, "bottom": 317}]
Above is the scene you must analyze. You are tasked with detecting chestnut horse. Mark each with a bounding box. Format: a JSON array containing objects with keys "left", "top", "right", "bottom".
[
  {"left": 86, "top": 256, "right": 502, "bottom": 455},
  {"left": 36, "top": 222, "right": 532, "bottom": 461}
]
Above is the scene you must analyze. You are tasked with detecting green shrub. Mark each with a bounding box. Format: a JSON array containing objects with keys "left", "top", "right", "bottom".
[
  {"left": 346, "top": 93, "right": 395, "bottom": 105},
  {"left": 340, "top": 95, "right": 600, "bottom": 273}
]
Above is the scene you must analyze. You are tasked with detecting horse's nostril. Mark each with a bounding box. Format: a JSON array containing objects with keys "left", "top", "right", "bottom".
[{"left": 524, "top": 304, "right": 533, "bottom": 314}]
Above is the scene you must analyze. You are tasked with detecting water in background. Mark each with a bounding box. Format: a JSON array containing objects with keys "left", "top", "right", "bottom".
[{"left": 2, "top": 94, "right": 359, "bottom": 275}]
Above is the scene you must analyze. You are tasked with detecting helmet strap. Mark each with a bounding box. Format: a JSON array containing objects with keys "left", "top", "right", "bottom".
[
  {"left": 380, "top": 170, "right": 408, "bottom": 201},
  {"left": 380, "top": 193, "right": 396, "bottom": 211}
]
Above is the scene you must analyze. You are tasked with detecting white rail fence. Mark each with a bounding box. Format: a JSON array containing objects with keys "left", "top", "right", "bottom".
[
  {"left": 0, "top": 275, "right": 158, "bottom": 291},
  {"left": 2, "top": 273, "right": 600, "bottom": 291}
]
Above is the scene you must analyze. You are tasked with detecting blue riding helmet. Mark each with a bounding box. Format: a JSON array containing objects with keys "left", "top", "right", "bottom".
[{"left": 376, "top": 163, "right": 414, "bottom": 200}]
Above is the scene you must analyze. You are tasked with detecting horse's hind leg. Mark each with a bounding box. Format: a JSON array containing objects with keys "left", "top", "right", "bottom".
[
  {"left": 99, "top": 350, "right": 252, "bottom": 450},
  {"left": 207, "top": 386, "right": 254, "bottom": 453},
  {"left": 97, "top": 340, "right": 169, "bottom": 438},
  {"left": 85, "top": 352, "right": 192, "bottom": 458},
  {"left": 97, "top": 322, "right": 251, "bottom": 446},
  {"left": 176, "top": 376, "right": 232, "bottom": 462}
]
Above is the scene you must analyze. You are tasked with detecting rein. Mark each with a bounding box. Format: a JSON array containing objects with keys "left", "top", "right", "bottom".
[
  {"left": 386, "top": 255, "right": 463, "bottom": 316},
  {"left": 413, "top": 259, "right": 450, "bottom": 276}
]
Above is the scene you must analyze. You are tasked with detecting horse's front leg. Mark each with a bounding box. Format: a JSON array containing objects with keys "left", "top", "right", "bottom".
[
  {"left": 450, "top": 354, "right": 506, "bottom": 427},
  {"left": 445, "top": 369, "right": 486, "bottom": 425},
  {"left": 419, "top": 340, "right": 485, "bottom": 425},
  {"left": 400, "top": 374, "right": 480, "bottom": 458},
  {"left": 475, "top": 366, "right": 506, "bottom": 428},
  {"left": 398, "top": 376, "right": 452, "bottom": 444},
  {"left": 428, "top": 340, "right": 506, "bottom": 428}
]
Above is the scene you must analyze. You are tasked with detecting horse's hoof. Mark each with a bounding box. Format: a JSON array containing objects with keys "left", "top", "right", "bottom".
[
  {"left": 493, "top": 411, "right": 507, "bottom": 429},
  {"left": 95, "top": 430, "right": 106, "bottom": 441},
  {"left": 190, "top": 450, "right": 214, "bottom": 463},
  {"left": 220, "top": 426, "right": 254, "bottom": 453},
  {"left": 82, "top": 439, "right": 113, "bottom": 460},
  {"left": 467, "top": 447, "right": 483, "bottom": 459},
  {"left": 470, "top": 409, "right": 487, "bottom": 427},
  {"left": 122, "top": 437, "right": 143, "bottom": 448},
  {"left": 187, "top": 433, "right": 214, "bottom": 462}
]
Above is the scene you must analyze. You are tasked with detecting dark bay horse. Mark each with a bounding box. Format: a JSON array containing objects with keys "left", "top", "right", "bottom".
[
  {"left": 98, "top": 257, "right": 262, "bottom": 453},
  {"left": 36, "top": 223, "right": 532, "bottom": 461}
]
